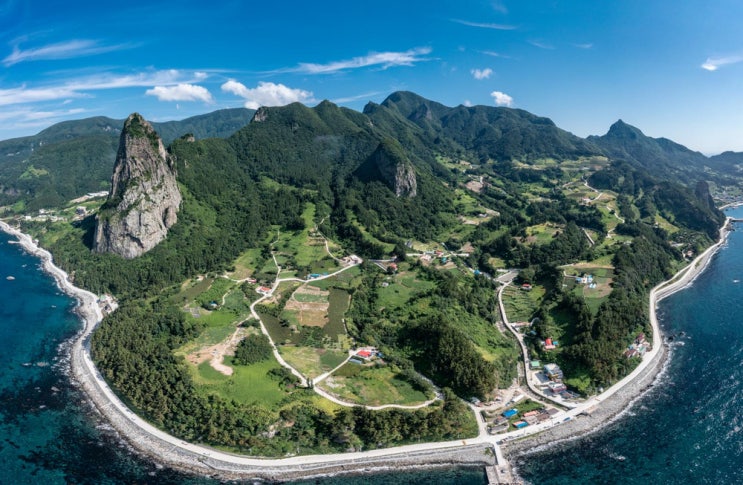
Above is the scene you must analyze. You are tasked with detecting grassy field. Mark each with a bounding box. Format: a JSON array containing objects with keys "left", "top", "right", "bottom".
[
  {"left": 524, "top": 223, "right": 562, "bottom": 246},
  {"left": 322, "top": 364, "right": 431, "bottom": 406},
  {"left": 280, "top": 346, "right": 347, "bottom": 378},
  {"left": 502, "top": 284, "right": 545, "bottom": 323},
  {"left": 308, "top": 265, "right": 361, "bottom": 290},
  {"left": 376, "top": 268, "right": 436, "bottom": 309},
  {"left": 563, "top": 265, "right": 615, "bottom": 314},
  {"left": 174, "top": 324, "right": 236, "bottom": 358},
  {"left": 326, "top": 288, "right": 350, "bottom": 341},
  {"left": 190, "top": 357, "right": 289, "bottom": 406},
  {"left": 228, "top": 247, "right": 264, "bottom": 280},
  {"left": 171, "top": 277, "right": 214, "bottom": 305}
]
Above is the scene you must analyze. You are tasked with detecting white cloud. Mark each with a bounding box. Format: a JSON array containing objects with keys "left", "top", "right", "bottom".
[
  {"left": 463, "top": 100, "right": 473, "bottom": 107},
  {"left": 221, "top": 80, "right": 313, "bottom": 109},
  {"left": 3, "top": 39, "right": 133, "bottom": 66},
  {"left": 529, "top": 40, "right": 555, "bottom": 50},
  {"left": 286, "top": 47, "right": 432, "bottom": 74},
  {"left": 452, "top": 19, "right": 517, "bottom": 30},
  {"left": 145, "top": 83, "right": 213, "bottom": 102},
  {"left": 471, "top": 68, "right": 493, "bottom": 80},
  {"left": 491, "top": 90, "right": 513, "bottom": 107},
  {"left": 701, "top": 55, "right": 743, "bottom": 71},
  {"left": 0, "top": 69, "right": 210, "bottom": 107}
]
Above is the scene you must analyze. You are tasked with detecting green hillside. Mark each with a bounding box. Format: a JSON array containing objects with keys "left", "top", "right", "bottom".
[{"left": 0, "top": 108, "right": 253, "bottom": 210}]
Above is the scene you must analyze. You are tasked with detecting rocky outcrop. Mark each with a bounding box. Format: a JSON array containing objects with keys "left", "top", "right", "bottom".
[
  {"left": 370, "top": 139, "right": 417, "bottom": 198},
  {"left": 93, "top": 113, "right": 181, "bottom": 259}
]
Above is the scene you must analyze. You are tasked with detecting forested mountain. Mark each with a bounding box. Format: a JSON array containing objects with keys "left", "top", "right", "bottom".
[
  {"left": 588, "top": 120, "right": 739, "bottom": 184},
  {"left": 0, "top": 108, "right": 253, "bottom": 210},
  {"left": 370, "top": 91, "right": 602, "bottom": 162}
]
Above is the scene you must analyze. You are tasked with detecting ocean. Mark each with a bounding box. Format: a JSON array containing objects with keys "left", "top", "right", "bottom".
[{"left": 2, "top": 207, "right": 743, "bottom": 484}]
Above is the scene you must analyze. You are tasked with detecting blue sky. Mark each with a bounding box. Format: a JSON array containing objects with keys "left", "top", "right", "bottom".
[{"left": 2, "top": 0, "right": 743, "bottom": 153}]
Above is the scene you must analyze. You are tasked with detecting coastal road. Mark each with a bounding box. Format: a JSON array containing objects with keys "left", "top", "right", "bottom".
[{"left": 6, "top": 215, "right": 732, "bottom": 481}]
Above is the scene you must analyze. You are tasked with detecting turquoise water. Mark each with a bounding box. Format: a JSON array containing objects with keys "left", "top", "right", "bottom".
[{"left": 6, "top": 206, "right": 743, "bottom": 484}]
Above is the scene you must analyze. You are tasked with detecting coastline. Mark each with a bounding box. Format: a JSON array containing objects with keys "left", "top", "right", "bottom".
[
  {"left": 503, "top": 216, "right": 733, "bottom": 469},
  {"left": 0, "top": 213, "right": 732, "bottom": 483},
  {"left": 0, "top": 220, "right": 495, "bottom": 482}
]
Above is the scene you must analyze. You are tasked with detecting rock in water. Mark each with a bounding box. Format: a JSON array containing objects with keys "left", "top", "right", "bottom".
[{"left": 93, "top": 113, "right": 182, "bottom": 259}]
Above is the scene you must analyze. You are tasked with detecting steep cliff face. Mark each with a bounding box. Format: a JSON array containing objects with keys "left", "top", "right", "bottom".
[
  {"left": 370, "top": 139, "right": 417, "bottom": 198},
  {"left": 93, "top": 113, "right": 181, "bottom": 259}
]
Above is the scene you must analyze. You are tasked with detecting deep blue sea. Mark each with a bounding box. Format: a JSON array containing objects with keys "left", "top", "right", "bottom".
[{"left": 3, "top": 207, "right": 743, "bottom": 484}]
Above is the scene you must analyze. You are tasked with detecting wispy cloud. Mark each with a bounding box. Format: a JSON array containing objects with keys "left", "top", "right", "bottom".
[
  {"left": 471, "top": 68, "right": 493, "bottom": 80},
  {"left": 0, "top": 107, "right": 88, "bottom": 123},
  {"left": 0, "top": 85, "right": 83, "bottom": 106},
  {"left": 145, "top": 83, "right": 213, "bottom": 102},
  {"left": 491, "top": 90, "right": 513, "bottom": 107},
  {"left": 452, "top": 19, "right": 517, "bottom": 30},
  {"left": 480, "top": 50, "right": 512, "bottom": 59},
  {"left": 3, "top": 39, "right": 134, "bottom": 66},
  {"left": 331, "top": 91, "right": 383, "bottom": 104},
  {"left": 528, "top": 40, "right": 555, "bottom": 50},
  {"left": 573, "top": 43, "right": 593, "bottom": 49},
  {"left": 701, "top": 55, "right": 743, "bottom": 71},
  {"left": 281, "top": 47, "right": 433, "bottom": 74},
  {"left": 221, "top": 80, "right": 314, "bottom": 109}
]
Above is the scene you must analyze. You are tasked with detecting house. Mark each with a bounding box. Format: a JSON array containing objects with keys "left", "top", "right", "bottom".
[
  {"left": 524, "top": 415, "right": 540, "bottom": 425},
  {"left": 548, "top": 381, "right": 567, "bottom": 393},
  {"left": 388, "top": 263, "right": 398, "bottom": 271},
  {"left": 502, "top": 409, "right": 518, "bottom": 418},
  {"left": 530, "top": 360, "right": 541, "bottom": 370},
  {"left": 544, "top": 338, "right": 556, "bottom": 350},
  {"left": 246, "top": 278, "right": 257, "bottom": 284},
  {"left": 513, "top": 421, "right": 529, "bottom": 429},
  {"left": 356, "top": 349, "right": 372, "bottom": 360},
  {"left": 544, "top": 363, "right": 564, "bottom": 380},
  {"left": 257, "top": 286, "right": 273, "bottom": 295},
  {"left": 624, "top": 348, "right": 640, "bottom": 358},
  {"left": 521, "top": 283, "right": 533, "bottom": 291}
]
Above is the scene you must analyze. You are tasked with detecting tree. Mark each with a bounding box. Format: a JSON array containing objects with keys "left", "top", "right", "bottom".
[{"left": 234, "top": 334, "right": 273, "bottom": 365}]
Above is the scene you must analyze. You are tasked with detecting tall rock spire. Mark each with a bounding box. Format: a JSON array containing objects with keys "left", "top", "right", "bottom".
[{"left": 93, "top": 113, "right": 182, "bottom": 259}]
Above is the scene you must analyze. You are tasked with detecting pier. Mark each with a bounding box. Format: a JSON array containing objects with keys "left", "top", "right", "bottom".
[{"left": 485, "top": 444, "right": 521, "bottom": 484}]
